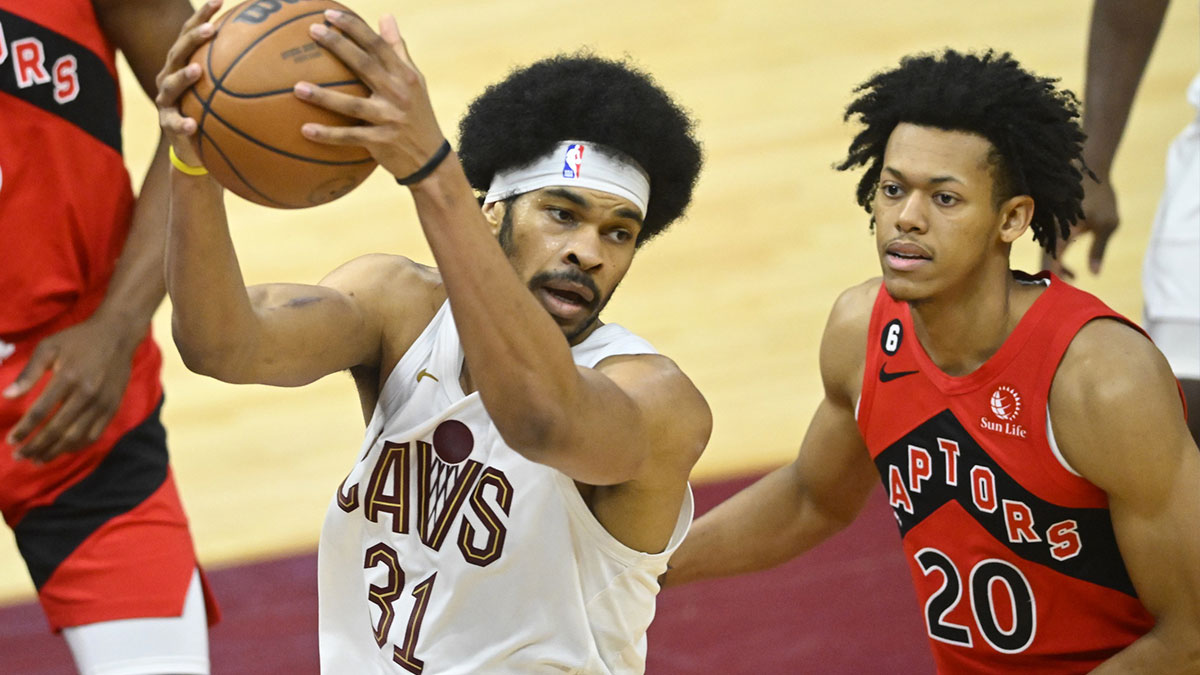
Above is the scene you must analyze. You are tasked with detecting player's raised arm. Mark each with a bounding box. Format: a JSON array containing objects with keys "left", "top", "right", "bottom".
[
  {"left": 299, "top": 10, "right": 709, "bottom": 486},
  {"left": 1050, "top": 320, "right": 1200, "bottom": 673},
  {"left": 155, "top": 1, "right": 386, "bottom": 387},
  {"left": 665, "top": 281, "right": 881, "bottom": 585}
]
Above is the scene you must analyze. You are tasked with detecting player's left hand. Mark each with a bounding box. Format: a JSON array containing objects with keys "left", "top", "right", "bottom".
[
  {"left": 295, "top": 10, "right": 446, "bottom": 181},
  {"left": 1041, "top": 175, "right": 1119, "bottom": 280},
  {"left": 4, "top": 316, "right": 139, "bottom": 464}
]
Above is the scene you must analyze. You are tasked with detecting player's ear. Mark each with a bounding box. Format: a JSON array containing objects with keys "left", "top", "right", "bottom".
[
  {"left": 481, "top": 201, "right": 504, "bottom": 236},
  {"left": 997, "top": 194, "right": 1034, "bottom": 245}
]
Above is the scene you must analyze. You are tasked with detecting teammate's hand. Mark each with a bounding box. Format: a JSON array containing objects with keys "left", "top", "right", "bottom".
[
  {"left": 154, "top": 0, "right": 224, "bottom": 166},
  {"left": 4, "top": 316, "right": 141, "bottom": 463},
  {"left": 295, "top": 11, "right": 447, "bottom": 181},
  {"left": 1042, "top": 175, "right": 1119, "bottom": 279}
]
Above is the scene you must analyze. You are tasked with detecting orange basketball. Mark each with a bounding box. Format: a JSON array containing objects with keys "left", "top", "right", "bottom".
[{"left": 180, "top": 0, "right": 377, "bottom": 208}]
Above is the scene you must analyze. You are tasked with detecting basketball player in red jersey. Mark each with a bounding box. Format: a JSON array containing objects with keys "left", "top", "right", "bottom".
[
  {"left": 666, "top": 50, "right": 1200, "bottom": 673},
  {"left": 0, "top": 0, "right": 218, "bottom": 672}
]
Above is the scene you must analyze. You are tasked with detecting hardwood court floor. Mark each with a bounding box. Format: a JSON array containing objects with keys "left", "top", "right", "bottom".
[{"left": 2, "top": 0, "right": 1196, "bottom": 619}]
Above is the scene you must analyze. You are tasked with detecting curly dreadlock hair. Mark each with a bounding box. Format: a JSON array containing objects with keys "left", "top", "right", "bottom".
[
  {"left": 836, "top": 49, "right": 1090, "bottom": 255},
  {"left": 457, "top": 53, "right": 703, "bottom": 246}
]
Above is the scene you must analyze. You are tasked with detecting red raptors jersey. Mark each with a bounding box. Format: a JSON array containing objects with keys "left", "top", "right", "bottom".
[
  {"left": 856, "top": 272, "right": 1156, "bottom": 674},
  {"left": 0, "top": 0, "right": 164, "bottom": 552},
  {"left": 0, "top": 0, "right": 135, "bottom": 335}
]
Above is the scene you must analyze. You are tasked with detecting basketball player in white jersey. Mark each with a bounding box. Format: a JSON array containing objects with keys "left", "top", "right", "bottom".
[{"left": 155, "top": 4, "right": 710, "bottom": 673}]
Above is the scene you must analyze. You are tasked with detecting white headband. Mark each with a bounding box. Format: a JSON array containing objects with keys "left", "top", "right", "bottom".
[{"left": 483, "top": 141, "right": 650, "bottom": 217}]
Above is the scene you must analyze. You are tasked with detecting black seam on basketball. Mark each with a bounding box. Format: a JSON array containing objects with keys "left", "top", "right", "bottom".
[
  {"left": 198, "top": 9, "right": 237, "bottom": 137},
  {"left": 184, "top": 87, "right": 213, "bottom": 167},
  {"left": 195, "top": 124, "right": 293, "bottom": 207},
  {"left": 199, "top": 100, "right": 374, "bottom": 166},
  {"left": 217, "top": 78, "right": 363, "bottom": 98},
  {"left": 209, "top": 10, "right": 330, "bottom": 99}
]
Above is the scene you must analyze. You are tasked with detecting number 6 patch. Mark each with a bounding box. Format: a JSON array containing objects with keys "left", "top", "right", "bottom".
[{"left": 882, "top": 319, "right": 904, "bottom": 355}]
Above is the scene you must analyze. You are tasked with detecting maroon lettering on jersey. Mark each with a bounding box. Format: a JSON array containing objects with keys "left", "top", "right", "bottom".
[
  {"left": 365, "top": 441, "right": 413, "bottom": 535},
  {"left": 458, "top": 467, "right": 513, "bottom": 567}
]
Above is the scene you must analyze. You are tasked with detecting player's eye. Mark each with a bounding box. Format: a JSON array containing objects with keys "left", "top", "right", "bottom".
[
  {"left": 609, "top": 228, "right": 634, "bottom": 243},
  {"left": 880, "top": 183, "right": 902, "bottom": 198},
  {"left": 934, "top": 193, "right": 958, "bottom": 206},
  {"left": 548, "top": 207, "right": 574, "bottom": 223}
]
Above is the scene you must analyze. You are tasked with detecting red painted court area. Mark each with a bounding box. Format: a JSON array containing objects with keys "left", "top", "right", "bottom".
[{"left": 0, "top": 474, "right": 934, "bottom": 674}]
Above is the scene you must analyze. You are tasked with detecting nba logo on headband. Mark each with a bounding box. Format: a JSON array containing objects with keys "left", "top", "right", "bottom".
[
  {"left": 562, "top": 143, "right": 585, "bottom": 179},
  {"left": 485, "top": 140, "right": 650, "bottom": 216}
]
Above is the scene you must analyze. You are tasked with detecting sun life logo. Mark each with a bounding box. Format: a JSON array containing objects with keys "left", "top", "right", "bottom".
[
  {"left": 562, "top": 143, "right": 585, "bottom": 179},
  {"left": 989, "top": 385, "right": 1021, "bottom": 421}
]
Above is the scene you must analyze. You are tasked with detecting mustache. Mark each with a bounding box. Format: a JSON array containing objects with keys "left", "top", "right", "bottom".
[{"left": 528, "top": 269, "right": 601, "bottom": 308}]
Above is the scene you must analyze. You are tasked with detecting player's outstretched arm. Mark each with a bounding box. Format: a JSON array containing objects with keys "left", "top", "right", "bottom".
[
  {"left": 155, "top": 1, "right": 390, "bottom": 388},
  {"left": 1051, "top": 319, "right": 1200, "bottom": 673},
  {"left": 298, "top": 11, "right": 708, "bottom": 487},
  {"left": 664, "top": 282, "right": 881, "bottom": 586}
]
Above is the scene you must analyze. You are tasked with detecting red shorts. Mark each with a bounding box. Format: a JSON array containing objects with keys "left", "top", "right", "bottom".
[{"left": 0, "top": 324, "right": 220, "bottom": 631}]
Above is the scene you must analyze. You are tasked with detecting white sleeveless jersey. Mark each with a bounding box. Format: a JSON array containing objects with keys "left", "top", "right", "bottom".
[{"left": 317, "top": 301, "right": 694, "bottom": 674}]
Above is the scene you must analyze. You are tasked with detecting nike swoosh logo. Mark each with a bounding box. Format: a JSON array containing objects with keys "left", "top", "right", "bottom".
[
  {"left": 416, "top": 368, "right": 439, "bottom": 383},
  {"left": 879, "top": 364, "right": 919, "bottom": 382}
]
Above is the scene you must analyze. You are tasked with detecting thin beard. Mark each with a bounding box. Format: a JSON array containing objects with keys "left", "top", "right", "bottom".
[
  {"left": 497, "top": 203, "right": 618, "bottom": 343},
  {"left": 498, "top": 204, "right": 515, "bottom": 256}
]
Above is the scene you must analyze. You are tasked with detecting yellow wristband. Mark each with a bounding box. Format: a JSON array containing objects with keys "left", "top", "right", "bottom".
[{"left": 169, "top": 146, "right": 208, "bottom": 176}]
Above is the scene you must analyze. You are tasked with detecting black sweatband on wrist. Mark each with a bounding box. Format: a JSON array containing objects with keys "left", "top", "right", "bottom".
[{"left": 395, "top": 140, "right": 452, "bottom": 186}]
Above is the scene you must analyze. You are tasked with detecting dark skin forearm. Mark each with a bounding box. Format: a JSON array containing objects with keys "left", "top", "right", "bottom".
[
  {"left": 90, "top": 139, "right": 171, "bottom": 345},
  {"left": 1092, "top": 623, "right": 1200, "bottom": 673},
  {"left": 1082, "top": 0, "right": 1170, "bottom": 177},
  {"left": 90, "top": 0, "right": 196, "bottom": 338},
  {"left": 408, "top": 159, "right": 593, "bottom": 452}
]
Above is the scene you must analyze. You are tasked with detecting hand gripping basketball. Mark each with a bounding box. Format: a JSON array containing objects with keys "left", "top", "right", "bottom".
[
  {"left": 293, "top": 10, "right": 449, "bottom": 184},
  {"left": 156, "top": 0, "right": 224, "bottom": 169}
]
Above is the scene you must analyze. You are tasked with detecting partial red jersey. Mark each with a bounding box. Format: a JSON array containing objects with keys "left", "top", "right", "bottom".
[
  {"left": 0, "top": 0, "right": 134, "bottom": 335},
  {"left": 856, "top": 272, "right": 1156, "bottom": 674},
  {"left": 0, "top": 1, "right": 214, "bottom": 631}
]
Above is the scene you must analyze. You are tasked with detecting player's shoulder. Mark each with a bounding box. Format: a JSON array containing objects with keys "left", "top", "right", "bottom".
[
  {"left": 322, "top": 253, "right": 443, "bottom": 299},
  {"left": 828, "top": 277, "right": 882, "bottom": 328},
  {"left": 1051, "top": 317, "right": 1179, "bottom": 455},
  {"left": 819, "top": 277, "right": 881, "bottom": 400},
  {"left": 595, "top": 352, "right": 711, "bottom": 469},
  {"left": 321, "top": 254, "right": 445, "bottom": 333},
  {"left": 1056, "top": 317, "right": 1169, "bottom": 406},
  {"left": 595, "top": 352, "right": 710, "bottom": 419},
  {"left": 824, "top": 277, "right": 881, "bottom": 354},
  {"left": 1051, "top": 318, "right": 1189, "bottom": 492}
]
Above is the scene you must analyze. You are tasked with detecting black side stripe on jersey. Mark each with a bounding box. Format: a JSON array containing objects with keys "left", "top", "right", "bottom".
[
  {"left": 874, "top": 408, "right": 1139, "bottom": 598},
  {"left": 0, "top": 8, "right": 121, "bottom": 153},
  {"left": 14, "top": 399, "right": 168, "bottom": 589}
]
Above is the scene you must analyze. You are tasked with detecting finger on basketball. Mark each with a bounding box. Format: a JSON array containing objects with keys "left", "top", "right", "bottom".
[
  {"left": 156, "top": 63, "right": 202, "bottom": 110},
  {"left": 159, "top": 108, "right": 196, "bottom": 138},
  {"left": 294, "top": 81, "right": 395, "bottom": 125},
  {"left": 317, "top": 11, "right": 406, "bottom": 85},
  {"left": 166, "top": 4, "right": 221, "bottom": 74},
  {"left": 300, "top": 122, "right": 375, "bottom": 147},
  {"left": 324, "top": 9, "right": 399, "bottom": 64},
  {"left": 378, "top": 15, "right": 417, "bottom": 72},
  {"left": 309, "top": 22, "right": 382, "bottom": 88}
]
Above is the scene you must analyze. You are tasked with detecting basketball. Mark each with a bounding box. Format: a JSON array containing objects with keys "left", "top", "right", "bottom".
[{"left": 179, "top": 0, "right": 377, "bottom": 208}]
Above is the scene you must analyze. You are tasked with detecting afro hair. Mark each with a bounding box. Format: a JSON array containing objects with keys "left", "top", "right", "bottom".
[
  {"left": 457, "top": 53, "right": 703, "bottom": 246},
  {"left": 836, "top": 49, "right": 1090, "bottom": 255}
]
